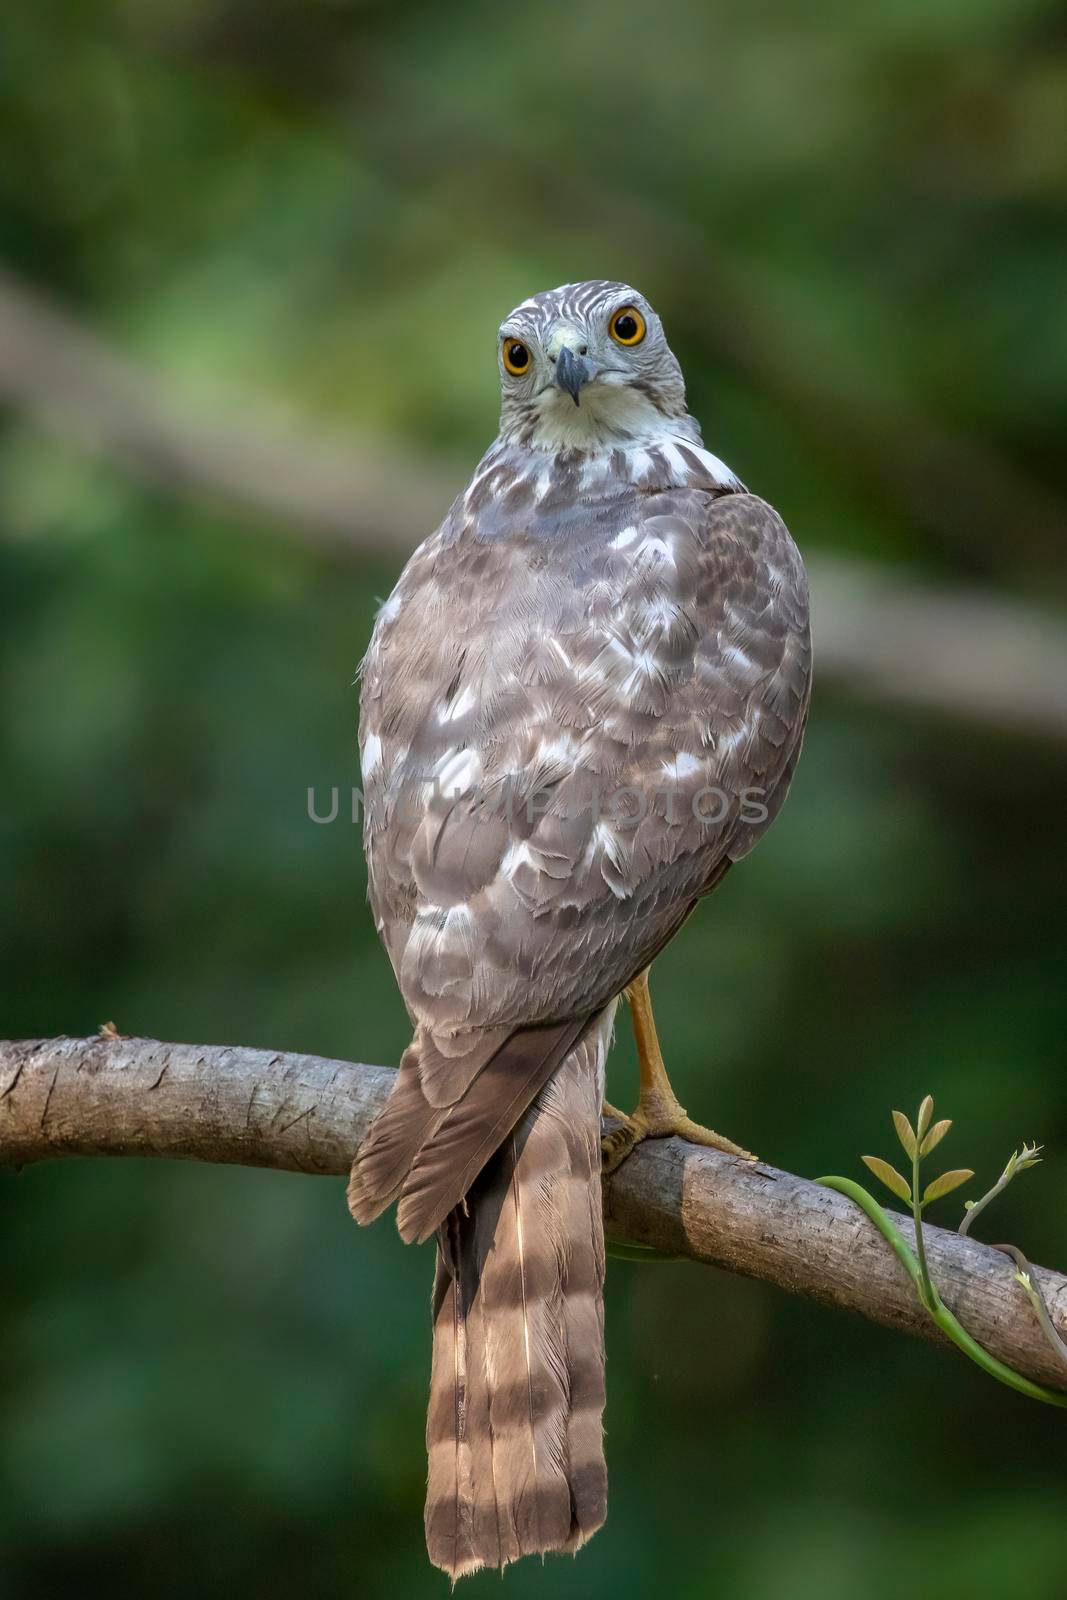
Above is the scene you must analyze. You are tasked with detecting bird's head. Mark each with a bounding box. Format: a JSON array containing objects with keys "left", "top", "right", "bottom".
[{"left": 496, "top": 280, "right": 689, "bottom": 451}]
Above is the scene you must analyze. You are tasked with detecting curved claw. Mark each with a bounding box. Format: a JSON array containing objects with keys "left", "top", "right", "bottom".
[{"left": 601, "top": 1097, "right": 756, "bottom": 1174}]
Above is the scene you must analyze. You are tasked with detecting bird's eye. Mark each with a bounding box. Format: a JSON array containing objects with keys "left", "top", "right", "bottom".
[
  {"left": 609, "top": 306, "right": 646, "bottom": 346},
  {"left": 502, "top": 339, "right": 531, "bottom": 375}
]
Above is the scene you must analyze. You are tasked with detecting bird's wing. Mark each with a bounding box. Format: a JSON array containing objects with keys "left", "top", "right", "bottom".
[{"left": 360, "top": 488, "right": 812, "bottom": 1038}]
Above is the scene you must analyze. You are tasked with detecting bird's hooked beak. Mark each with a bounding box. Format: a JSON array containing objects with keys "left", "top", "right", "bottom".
[
  {"left": 555, "top": 344, "right": 591, "bottom": 406},
  {"left": 548, "top": 326, "right": 597, "bottom": 406}
]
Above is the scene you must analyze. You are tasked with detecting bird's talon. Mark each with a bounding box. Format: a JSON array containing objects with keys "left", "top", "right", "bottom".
[
  {"left": 601, "top": 1098, "right": 756, "bottom": 1172},
  {"left": 600, "top": 1120, "right": 638, "bottom": 1174}
]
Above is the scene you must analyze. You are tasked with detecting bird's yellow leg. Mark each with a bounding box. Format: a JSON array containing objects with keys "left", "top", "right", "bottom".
[{"left": 601, "top": 968, "right": 756, "bottom": 1173}]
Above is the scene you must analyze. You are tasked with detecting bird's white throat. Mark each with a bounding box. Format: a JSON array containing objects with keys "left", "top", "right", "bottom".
[{"left": 525, "top": 376, "right": 691, "bottom": 453}]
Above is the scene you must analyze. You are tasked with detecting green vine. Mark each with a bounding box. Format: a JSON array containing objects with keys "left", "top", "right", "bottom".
[{"left": 818, "top": 1096, "right": 1067, "bottom": 1409}]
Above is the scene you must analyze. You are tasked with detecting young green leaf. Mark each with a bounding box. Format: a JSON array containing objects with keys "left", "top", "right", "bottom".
[
  {"left": 862, "top": 1155, "right": 912, "bottom": 1203},
  {"left": 999, "top": 1145, "right": 1041, "bottom": 1184},
  {"left": 920, "top": 1118, "right": 952, "bottom": 1157},
  {"left": 923, "top": 1168, "right": 974, "bottom": 1204},
  {"left": 892, "top": 1111, "right": 917, "bottom": 1159},
  {"left": 916, "top": 1095, "right": 935, "bottom": 1140}
]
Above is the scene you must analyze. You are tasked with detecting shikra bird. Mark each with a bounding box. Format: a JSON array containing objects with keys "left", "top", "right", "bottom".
[{"left": 347, "top": 280, "right": 812, "bottom": 1578}]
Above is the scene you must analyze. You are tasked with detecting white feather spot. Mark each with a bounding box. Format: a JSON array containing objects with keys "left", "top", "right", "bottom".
[
  {"left": 604, "top": 634, "right": 637, "bottom": 664},
  {"left": 662, "top": 751, "right": 702, "bottom": 779},
  {"left": 437, "top": 684, "right": 477, "bottom": 724},
  {"left": 535, "top": 734, "right": 578, "bottom": 765},
  {"left": 610, "top": 525, "right": 640, "bottom": 551},
  {"left": 659, "top": 442, "right": 690, "bottom": 481},
  {"left": 688, "top": 443, "right": 742, "bottom": 489},
  {"left": 499, "top": 841, "right": 536, "bottom": 879},
  {"left": 579, "top": 454, "right": 613, "bottom": 491},
  {"left": 362, "top": 733, "right": 382, "bottom": 775},
  {"left": 433, "top": 747, "right": 480, "bottom": 795},
  {"left": 716, "top": 724, "right": 747, "bottom": 755},
  {"left": 593, "top": 821, "right": 631, "bottom": 898},
  {"left": 720, "top": 643, "right": 756, "bottom": 674}
]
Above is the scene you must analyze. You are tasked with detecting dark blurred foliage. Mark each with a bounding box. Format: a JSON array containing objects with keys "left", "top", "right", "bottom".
[{"left": 2, "top": 1, "right": 1066, "bottom": 1596}]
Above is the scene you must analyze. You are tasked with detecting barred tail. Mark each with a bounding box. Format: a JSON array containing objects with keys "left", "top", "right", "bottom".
[{"left": 423, "top": 1024, "right": 609, "bottom": 1580}]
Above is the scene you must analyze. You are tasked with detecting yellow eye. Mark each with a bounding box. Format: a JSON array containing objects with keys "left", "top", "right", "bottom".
[
  {"left": 609, "top": 306, "right": 646, "bottom": 346},
  {"left": 502, "top": 338, "right": 531, "bottom": 375}
]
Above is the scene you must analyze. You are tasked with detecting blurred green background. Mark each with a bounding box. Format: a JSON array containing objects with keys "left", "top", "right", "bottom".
[{"left": 2, "top": 1, "right": 1066, "bottom": 1596}]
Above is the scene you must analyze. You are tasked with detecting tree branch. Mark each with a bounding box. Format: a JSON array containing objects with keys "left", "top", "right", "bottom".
[
  {"left": 0, "top": 265, "right": 450, "bottom": 556},
  {"left": 2, "top": 266, "right": 1066, "bottom": 742},
  {"left": 3, "top": 1034, "right": 1065, "bottom": 1392}
]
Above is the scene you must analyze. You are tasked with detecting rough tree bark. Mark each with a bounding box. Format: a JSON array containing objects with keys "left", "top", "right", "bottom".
[{"left": 3, "top": 1034, "right": 1065, "bottom": 1393}]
